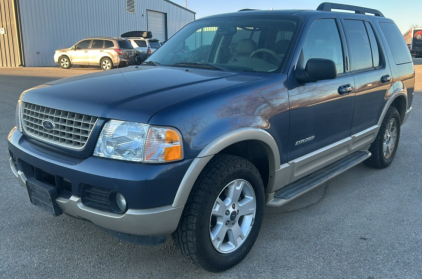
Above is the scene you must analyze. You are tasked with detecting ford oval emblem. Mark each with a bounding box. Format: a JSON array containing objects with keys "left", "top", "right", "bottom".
[{"left": 42, "top": 119, "right": 55, "bottom": 131}]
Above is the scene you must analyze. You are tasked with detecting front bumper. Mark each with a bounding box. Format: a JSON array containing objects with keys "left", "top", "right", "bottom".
[{"left": 8, "top": 128, "right": 191, "bottom": 236}]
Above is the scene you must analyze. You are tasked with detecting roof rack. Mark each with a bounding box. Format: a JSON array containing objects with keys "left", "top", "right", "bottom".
[{"left": 317, "top": 2, "right": 384, "bottom": 17}]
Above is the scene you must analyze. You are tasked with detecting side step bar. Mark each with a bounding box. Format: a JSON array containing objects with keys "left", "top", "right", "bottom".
[{"left": 268, "top": 151, "right": 371, "bottom": 207}]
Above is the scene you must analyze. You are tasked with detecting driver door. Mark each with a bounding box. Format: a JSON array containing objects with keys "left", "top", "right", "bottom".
[
  {"left": 288, "top": 18, "right": 355, "bottom": 161},
  {"left": 70, "top": 40, "right": 91, "bottom": 65}
]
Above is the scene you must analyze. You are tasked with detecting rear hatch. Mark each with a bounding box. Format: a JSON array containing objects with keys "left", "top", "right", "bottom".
[{"left": 118, "top": 40, "right": 135, "bottom": 62}]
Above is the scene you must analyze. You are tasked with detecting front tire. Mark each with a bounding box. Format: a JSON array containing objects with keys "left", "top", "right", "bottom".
[
  {"left": 172, "top": 155, "right": 265, "bottom": 272},
  {"left": 59, "top": 56, "right": 71, "bottom": 69},
  {"left": 365, "top": 106, "right": 401, "bottom": 168},
  {"left": 100, "top": 57, "right": 113, "bottom": 70}
]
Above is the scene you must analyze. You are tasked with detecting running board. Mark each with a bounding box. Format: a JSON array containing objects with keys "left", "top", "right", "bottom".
[{"left": 267, "top": 151, "right": 371, "bottom": 207}]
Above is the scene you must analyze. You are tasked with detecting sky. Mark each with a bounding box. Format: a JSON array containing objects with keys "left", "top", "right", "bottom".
[{"left": 172, "top": 0, "right": 421, "bottom": 33}]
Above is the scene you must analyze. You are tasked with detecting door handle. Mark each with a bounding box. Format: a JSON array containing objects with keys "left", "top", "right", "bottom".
[
  {"left": 338, "top": 84, "right": 353, "bottom": 94},
  {"left": 381, "top": 75, "right": 391, "bottom": 83}
]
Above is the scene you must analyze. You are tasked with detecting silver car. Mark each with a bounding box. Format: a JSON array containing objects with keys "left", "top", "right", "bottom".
[
  {"left": 127, "top": 37, "right": 161, "bottom": 63},
  {"left": 54, "top": 37, "right": 135, "bottom": 70}
]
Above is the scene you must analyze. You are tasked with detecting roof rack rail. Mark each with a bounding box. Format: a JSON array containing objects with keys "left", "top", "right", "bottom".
[
  {"left": 238, "top": 9, "right": 257, "bottom": 12},
  {"left": 316, "top": 2, "right": 384, "bottom": 17}
]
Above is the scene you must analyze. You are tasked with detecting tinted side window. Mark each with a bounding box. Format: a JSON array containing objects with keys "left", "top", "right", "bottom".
[
  {"left": 365, "top": 22, "right": 380, "bottom": 68},
  {"left": 76, "top": 40, "right": 91, "bottom": 50},
  {"left": 303, "top": 19, "right": 344, "bottom": 74},
  {"left": 91, "top": 40, "right": 104, "bottom": 49},
  {"left": 344, "top": 20, "right": 372, "bottom": 71},
  {"left": 134, "top": 40, "right": 147, "bottom": 47},
  {"left": 379, "top": 22, "right": 412, "bottom": 65},
  {"left": 104, "top": 41, "right": 114, "bottom": 48}
]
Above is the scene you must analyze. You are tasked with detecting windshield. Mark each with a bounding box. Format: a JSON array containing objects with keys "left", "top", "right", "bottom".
[{"left": 145, "top": 15, "right": 300, "bottom": 73}]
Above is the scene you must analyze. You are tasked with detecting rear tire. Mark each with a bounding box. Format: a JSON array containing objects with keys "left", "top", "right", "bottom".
[
  {"left": 172, "top": 154, "right": 265, "bottom": 272},
  {"left": 59, "top": 56, "right": 71, "bottom": 69},
  {"left": 364, "top": 106, "right": 401, "bottom": 169},
  {"left": 100, "top": 57, "right": 113, "bottom": 70}
]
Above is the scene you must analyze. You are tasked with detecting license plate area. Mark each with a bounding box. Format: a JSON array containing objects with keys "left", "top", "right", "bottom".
[{"left": 26, "top": 179, "right": 62, "bottom": 216}]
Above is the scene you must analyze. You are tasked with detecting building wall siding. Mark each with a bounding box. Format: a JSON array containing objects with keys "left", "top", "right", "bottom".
[
  {"left": 0, "top": 0, "right": 21, "bottom": 67},
  {"left": 18, "top": 0, "right": 194, "bottom": 67}
]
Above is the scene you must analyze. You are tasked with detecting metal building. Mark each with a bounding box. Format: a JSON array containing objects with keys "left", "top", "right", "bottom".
[{"left": 0, "top": 0, "right": 195, "bottom": 67}]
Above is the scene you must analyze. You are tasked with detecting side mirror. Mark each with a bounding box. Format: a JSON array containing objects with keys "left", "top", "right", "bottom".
[
  {"left": 71, "top": 46, "right": 76, "bottom": 50},
  {"left": 295, "top": 58, "right": 337, "bottom": 84}
]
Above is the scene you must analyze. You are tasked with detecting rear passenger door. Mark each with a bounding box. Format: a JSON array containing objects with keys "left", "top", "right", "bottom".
[
  {"left": 288, "top": 17, "right": 355, "bottom": 160},
  {"left": 88, "top": 40, "right": 104, "bottom": 66},
  {"left": 340, "top": 18, "right": 392, "bottom": 134}
]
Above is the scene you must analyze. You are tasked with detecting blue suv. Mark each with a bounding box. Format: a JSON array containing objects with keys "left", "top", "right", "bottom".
[{"left": 7, "top": 3, "right": 415, "bottom": 272}]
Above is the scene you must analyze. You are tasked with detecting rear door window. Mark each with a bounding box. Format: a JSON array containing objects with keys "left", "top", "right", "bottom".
[
  {"left": 75, "top": 40, "right": 91, "bottom": 50},
  {"left": 344, "top": 20, "right": 373, "bottom": 71},
  {"left": 118, "top": 40, "right": 133, "bottom": 49},
  {"left": 302, "top": 19, "right": 344, "bottom": 74},
  {"left": 91, "top": 40, "right": 104, "bottom": 49},
  {"left": 379, "top": 22, "right": 412, "bottom": 64},
  {"left": 364, "top": 22, "right": 381, "bottom": 68},
  {"left": 104, "top": 41, "right": 114, "bottom": 48}
]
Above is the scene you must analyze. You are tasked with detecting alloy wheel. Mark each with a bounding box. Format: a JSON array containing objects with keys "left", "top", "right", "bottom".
[
  {"left": 209, "top": 179, "right": 256, "bottom": 254},
  {"left": 383, "top": 118, "right": 398, "bottom": 159}
]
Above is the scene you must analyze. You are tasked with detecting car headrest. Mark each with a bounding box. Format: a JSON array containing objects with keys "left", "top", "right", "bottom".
[{"left": 237, "top": 39, "right": 257, "bottom": 55}]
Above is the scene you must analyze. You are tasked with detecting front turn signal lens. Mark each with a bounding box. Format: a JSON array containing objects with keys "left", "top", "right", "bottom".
[
  {"left": 144, "top": 127, "right": 183, "bottom": 163},
  {"left": 164, "top": 130, "right": 182, "bottom": 161}
]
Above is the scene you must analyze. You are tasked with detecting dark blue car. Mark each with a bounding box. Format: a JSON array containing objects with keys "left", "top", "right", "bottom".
[{"left": 8, "top": 3, "right": 415, "bottom": 271}]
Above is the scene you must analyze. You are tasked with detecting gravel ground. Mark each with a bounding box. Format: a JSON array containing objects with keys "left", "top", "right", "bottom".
[{"left": 0, "top": 64, "right": 421, "bottom": 278}]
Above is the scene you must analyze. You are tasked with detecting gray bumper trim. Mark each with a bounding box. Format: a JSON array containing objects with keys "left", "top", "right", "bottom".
[
  {"left": 402, "top": 107, "right": 412, "bottom": 125},
  {"left": 9, "top": 158, "right": 27, "bottom": 188},
  {"left": 10, "top": 157, "right": 183, "bottom": 236},
  {"left": 56, "top": 196, "right": 184, "bottom": 236}
]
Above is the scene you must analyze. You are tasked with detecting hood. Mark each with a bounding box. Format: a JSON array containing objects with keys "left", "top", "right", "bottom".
[{"left": 21, "top": 66, "right": 266, "bottom": 123}]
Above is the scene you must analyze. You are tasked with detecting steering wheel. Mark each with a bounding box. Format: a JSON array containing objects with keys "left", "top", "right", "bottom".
[{"left": 250, "top": 48, "right": 280, "bottom": 62}]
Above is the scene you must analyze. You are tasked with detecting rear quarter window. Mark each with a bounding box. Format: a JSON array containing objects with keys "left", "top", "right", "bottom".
[
  {"left": 379, "top": 22, "right": 412, "bottom": 64},
  {"left": 104, "top": 41, "right": 114, "bottom": 48},
  {"left": 118, "top": 40, "right": 133, "bottom": 49}
]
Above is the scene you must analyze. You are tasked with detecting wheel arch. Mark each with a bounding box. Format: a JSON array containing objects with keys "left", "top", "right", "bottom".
[
  {"left": 59, "top": 54, "right": 70, "bottom": 62},
  {"left": 99, "top": 55, "right": 113, "bottom": 64},
  {"left": 379, "top": 88, "right": 408, "bottom": 127},
  {"left": 172, "top": 128, "right": 280, "bottom": 208}
]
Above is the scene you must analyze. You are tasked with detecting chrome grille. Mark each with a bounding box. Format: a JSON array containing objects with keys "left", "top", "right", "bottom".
[{"left": 22, "top": 102, "right": 98, "bottom": 150}]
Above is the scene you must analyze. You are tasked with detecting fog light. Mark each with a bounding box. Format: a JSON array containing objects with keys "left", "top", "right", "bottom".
[{"left": 116, "top": 192, "right": 127, "bottom": 212}]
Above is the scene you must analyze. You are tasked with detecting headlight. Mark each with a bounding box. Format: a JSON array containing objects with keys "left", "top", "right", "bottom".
[
  {"left": 93, "top": 120, "right": 183, "bottom": 163},
  {"left": 15, "top": 100, "right": 23, "bottom": 133}
]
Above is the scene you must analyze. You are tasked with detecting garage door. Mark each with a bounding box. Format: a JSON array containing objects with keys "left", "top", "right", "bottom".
[{"left": 147, "top": 10, "right": 166, "bottom": 43}]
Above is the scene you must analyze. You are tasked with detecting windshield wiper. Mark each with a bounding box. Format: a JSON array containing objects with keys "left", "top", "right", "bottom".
[
  {"left": 171, "top": 62, "right": 230, "bottom": 71},
  {"left": 142, "top": 61, "right": 160, "bottom": 66}
]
